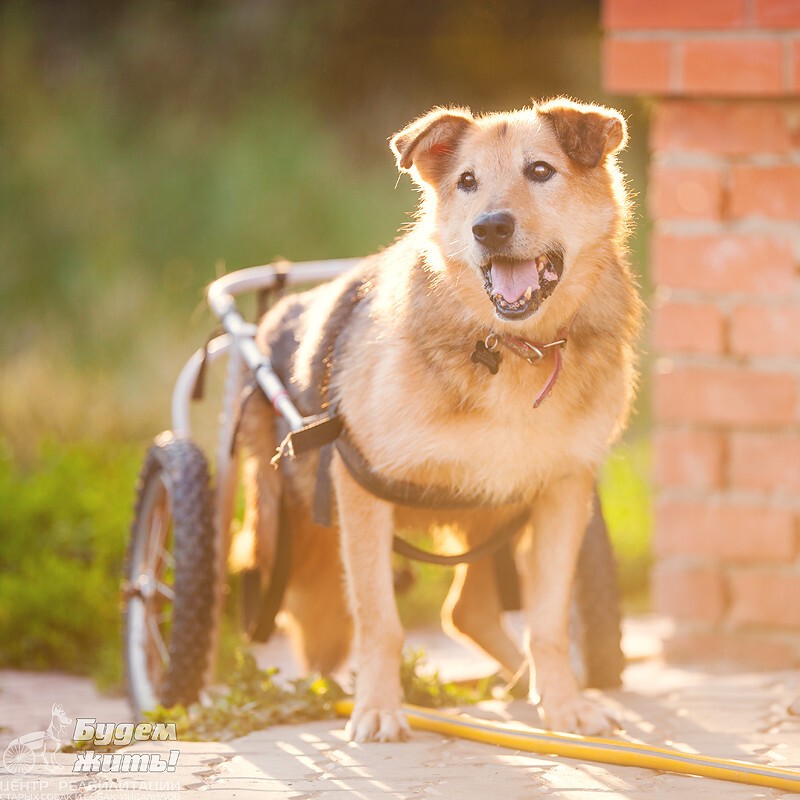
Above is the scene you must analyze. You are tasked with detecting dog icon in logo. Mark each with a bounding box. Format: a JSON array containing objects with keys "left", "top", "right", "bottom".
[{"left": 3, "top": 703, "right": 73, "bottom": 774}]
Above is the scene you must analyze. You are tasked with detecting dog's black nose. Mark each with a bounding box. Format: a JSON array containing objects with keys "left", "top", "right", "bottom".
[{"left": 472, "top": 212, "right": 516, "bottom": 250}]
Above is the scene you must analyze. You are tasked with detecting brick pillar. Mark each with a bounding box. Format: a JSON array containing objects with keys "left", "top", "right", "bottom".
[{"left": 603, "top": 0, "right": 800, "bottom": 668}]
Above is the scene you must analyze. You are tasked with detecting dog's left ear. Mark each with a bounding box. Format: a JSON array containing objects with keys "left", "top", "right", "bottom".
[
  {"left": 538, "top": 99, "right": 627, "bottom": 169},
  {"left": 390, "top": 107, "right": 475, "bottom": 185}
]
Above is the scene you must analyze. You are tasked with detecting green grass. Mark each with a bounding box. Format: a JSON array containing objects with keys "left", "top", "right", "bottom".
[
  {"left": 599, "top": 439, "right": 653, "bottom": 609},
  {"left": 0, "top": 440, "right": 143, "bottom": 687}
]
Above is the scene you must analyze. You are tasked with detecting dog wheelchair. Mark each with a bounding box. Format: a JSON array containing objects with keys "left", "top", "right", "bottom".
[{"left": 122, "top": 259, "right": 625, "bottom": 718}]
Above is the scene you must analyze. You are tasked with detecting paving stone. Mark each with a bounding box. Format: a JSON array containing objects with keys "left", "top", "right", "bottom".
[{"left": 3, "top": 619, "right": 800, "bottom": 799}]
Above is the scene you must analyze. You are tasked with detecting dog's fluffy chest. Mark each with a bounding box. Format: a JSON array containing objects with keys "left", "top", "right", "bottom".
[{"left": 339, "top": 337, "right": 616, "bottom": 503}]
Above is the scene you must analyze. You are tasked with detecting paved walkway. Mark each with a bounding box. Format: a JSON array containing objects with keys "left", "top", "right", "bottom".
[{"left": 3, "top": 617, "right": 800, "bottom": 799}]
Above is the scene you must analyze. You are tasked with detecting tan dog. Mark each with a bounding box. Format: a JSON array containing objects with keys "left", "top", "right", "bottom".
[{"left": 237, "top": 98, "right": 642, "bottom": 742}]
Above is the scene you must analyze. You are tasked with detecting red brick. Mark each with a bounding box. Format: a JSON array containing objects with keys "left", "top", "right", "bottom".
[
  {"left": 649, "top": 165, "right": 723, "bottom": 220},
  {"left": 656, "top": 501, "right": 796, "bottom": 561},
  {"left": 655, "top": 429, "right": 726, "bottom": 489},
  {"left": 651, "top": 101, "right": 793, "bottom": 154},
  {"left": 653, "top": 301, "right": 725, "bottom": 355},
  {"left": 665, "top": 629, "right": 800, "bottom": 668},
  {"left": 755, "top": 0, "right": 800, "bottom": 27},
  {"left": 730, "top": 432, "right": 800, "bottom": 492},
  {"left": 653, "top": 563, "right": 727, "bottom": 622},
  {"left": 729, "top": 569, "right": 800, "bottom": 629},
  {"left": 680, "top": 39, "right": 784, "bottom": 96},
  {"left": 730, "top": 304, "right": 800, "bottom": 357},
  {"left": 730, "top": 165, "right": 800, "bottom": 220},
  {"left": 651, "top": 233, "right": 794, "bottom": 294},
  {"left": 603, "top": 38, "right": 672, "bottom": 94},
  {"left": 655, "top": 365, "right": 797, "bottom": 426},
  {"left": 603, "top": 0, "right": 747, "bottom": 29}
]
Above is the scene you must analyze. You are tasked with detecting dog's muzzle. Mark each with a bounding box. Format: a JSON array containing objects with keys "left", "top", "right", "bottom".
[{"left": 481, "top": 250, "right": 564, "bottom": 321}]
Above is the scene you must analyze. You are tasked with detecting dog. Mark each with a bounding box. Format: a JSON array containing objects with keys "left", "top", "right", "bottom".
[{"left": 236, "top": 97, "right": 642, "bottom": 742}]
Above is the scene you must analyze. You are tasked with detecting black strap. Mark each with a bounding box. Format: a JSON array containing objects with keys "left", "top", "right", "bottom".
[
  {"left": 494, "top": 540, "right": 522, "bottom": 610},
  {"left": 192, "top": 326, "right": 225, "bottom": 401},
  {"left": 335, "top": 429, "right": 521, "bottom": 511},
  {"left": 391, "top": 509, "right": 529, "bottom": 566},
  {"left": 273, "top": 412, "right": 343, "bottom": 465},
  {"left": 313, "top": 444, "right": 335, "bottom": 527},
  {"left": 246, "top": 494, "right": 292, "bottom": 642}
]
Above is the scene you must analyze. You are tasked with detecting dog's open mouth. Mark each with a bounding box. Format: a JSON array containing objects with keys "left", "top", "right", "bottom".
[{"left": 482, "top": 250, "right": 564, "bottom": 321}]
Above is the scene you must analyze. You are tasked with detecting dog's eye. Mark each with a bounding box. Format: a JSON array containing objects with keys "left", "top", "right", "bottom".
[
  {"left": 457, "top": 171, "right": 477, "bottom": 192},
  {"left": 525, "top": 161, "right": 555, "bottom": 183}
]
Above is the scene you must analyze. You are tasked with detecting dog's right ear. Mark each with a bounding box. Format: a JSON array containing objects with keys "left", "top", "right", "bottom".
[{"left": 390, "top": 108, "right": 475, "bottom": 185}]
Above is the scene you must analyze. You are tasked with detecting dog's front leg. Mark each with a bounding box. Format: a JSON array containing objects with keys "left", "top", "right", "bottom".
[
  {"left": 520, "top": 469, "right": 617, "bottom": 736},
  {"left": 331, "top": 454, "right": 410, "bottom": 743}
]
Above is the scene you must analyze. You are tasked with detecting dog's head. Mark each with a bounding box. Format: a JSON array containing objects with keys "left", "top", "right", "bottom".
[{"left": 391, "top": 99, "right": 628, "bottom": 325}]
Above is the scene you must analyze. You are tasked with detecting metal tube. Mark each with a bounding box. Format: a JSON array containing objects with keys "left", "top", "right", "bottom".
[
  {"left": 171, "top": 335, "right": 231, "bottom": 437},
  {"left": 205, "top": 259, "right": 357, "bottom": 431},
  {"left": 206, "top": 259, "right": 358, "bottom": 319}
]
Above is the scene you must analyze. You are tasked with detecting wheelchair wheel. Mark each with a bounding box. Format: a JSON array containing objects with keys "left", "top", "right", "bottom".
[
  {"left": 571, "top": 496, "right": 625, "bottom": 689},
  {"left": 3, "top": 742, "right": 36, "bottom": 775},
  {"left": 124, "top": 434, "right": 217, "bottom": 717}
]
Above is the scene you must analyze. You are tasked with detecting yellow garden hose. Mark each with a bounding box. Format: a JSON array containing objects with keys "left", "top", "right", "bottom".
[{"left": 334, "top": 700, "right": 800, "bottom": 793}]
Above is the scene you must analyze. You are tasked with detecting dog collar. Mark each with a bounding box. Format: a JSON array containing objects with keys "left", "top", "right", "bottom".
[{"left": 471, "top": 329, "right": 568, "bottom": 408}]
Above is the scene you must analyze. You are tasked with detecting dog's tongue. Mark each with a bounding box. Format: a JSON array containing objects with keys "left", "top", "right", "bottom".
[{"left": 490, "top": 259, "right": 541, "bottom": 303}]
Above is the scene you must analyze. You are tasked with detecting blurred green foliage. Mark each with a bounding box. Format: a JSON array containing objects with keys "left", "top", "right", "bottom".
[
  {"left": 0, "top": 440, "right": 141, "bottom": 685},
  {"left": 0, "top": 0, "right": 653, "bottom": 680}
]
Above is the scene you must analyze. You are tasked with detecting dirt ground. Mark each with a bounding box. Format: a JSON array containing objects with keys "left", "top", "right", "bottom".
[{"left": 3, "top": 616, "right": 800, "bottom": 799}]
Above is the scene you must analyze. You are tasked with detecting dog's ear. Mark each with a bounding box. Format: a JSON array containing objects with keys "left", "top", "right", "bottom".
[
  {"left": 390, "top": 108, "right": 475, "bottom": 184},
  {"left": 538, "top": 99, "right": 627, "bottom": 169}
]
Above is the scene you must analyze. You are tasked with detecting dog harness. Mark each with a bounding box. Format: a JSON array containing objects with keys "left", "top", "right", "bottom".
[
  {"left": 240, "top": 263, "right": 569, "bottom": 641},
  {"left": 267, "top": 266, "right": 570, "bottom": 529}
]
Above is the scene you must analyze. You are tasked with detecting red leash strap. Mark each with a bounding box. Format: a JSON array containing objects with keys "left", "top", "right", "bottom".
[
  {"left": 500, "top": 329, "right": 568, "bottom": 408},
  {"left": 533, "top": 342, "right": 562, "bottom": 408}
]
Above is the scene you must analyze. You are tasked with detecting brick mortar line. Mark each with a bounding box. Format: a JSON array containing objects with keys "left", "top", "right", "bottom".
[
  {"left": 670, "top": 619, "right": 800, "bottom": 640},
  {"left": 653, "top": 216, "right": 800, "bottom": 237},
  {"left": 658, "top": 485, "right": 800, "bottom": 507},
  {"left": 654, "top": 293, "right": 800, "bottom": 312},
  {"left": 652, "top": 153, "right": 800, "bottom": 168},
  {"left": 655, "top": 421, "right": 799, "bottom": 433},
  {"left": 660, "top": 497, "right": 800, "bottom": 512},
  {"left": 655, "top": 427, "right": 800, "bottom": 440},
  {"left": 655, "top": 556, "right": 800, "bottom": 571},
  {"left": 609, "top": 30, "right": 800, "bottom": 43},
  {"left": 656, "top": 351, "right": 800, "bottom": 369},
  {"left": 653, "top": 292, "right": 800, "bottom": 312}
]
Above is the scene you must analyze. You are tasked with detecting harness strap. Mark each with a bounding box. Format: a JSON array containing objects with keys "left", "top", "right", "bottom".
[
  {"left": 271, "top": 412, "right": 343, "bottom": 467},
  {"left": 246, "top": 494, "right": 292, "bottom": 642},
  {"left": 391, "top": 509, "right": 529, "bottom": 566},
  {"left": 334, "top": 429, "right": 521, "bottom": 512}
]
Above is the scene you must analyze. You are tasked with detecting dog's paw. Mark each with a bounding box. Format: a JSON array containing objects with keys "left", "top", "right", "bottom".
[
  {"left": 346, "top": 707, "right": 411, "bottom": 743},
  {"left": 539, "top": 694, "right": 620, "bottom": 737}
]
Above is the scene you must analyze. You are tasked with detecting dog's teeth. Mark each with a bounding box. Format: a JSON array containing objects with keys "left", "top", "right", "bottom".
[{"left": 524, "top": 286, "right": 533, "bottom": 301}]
